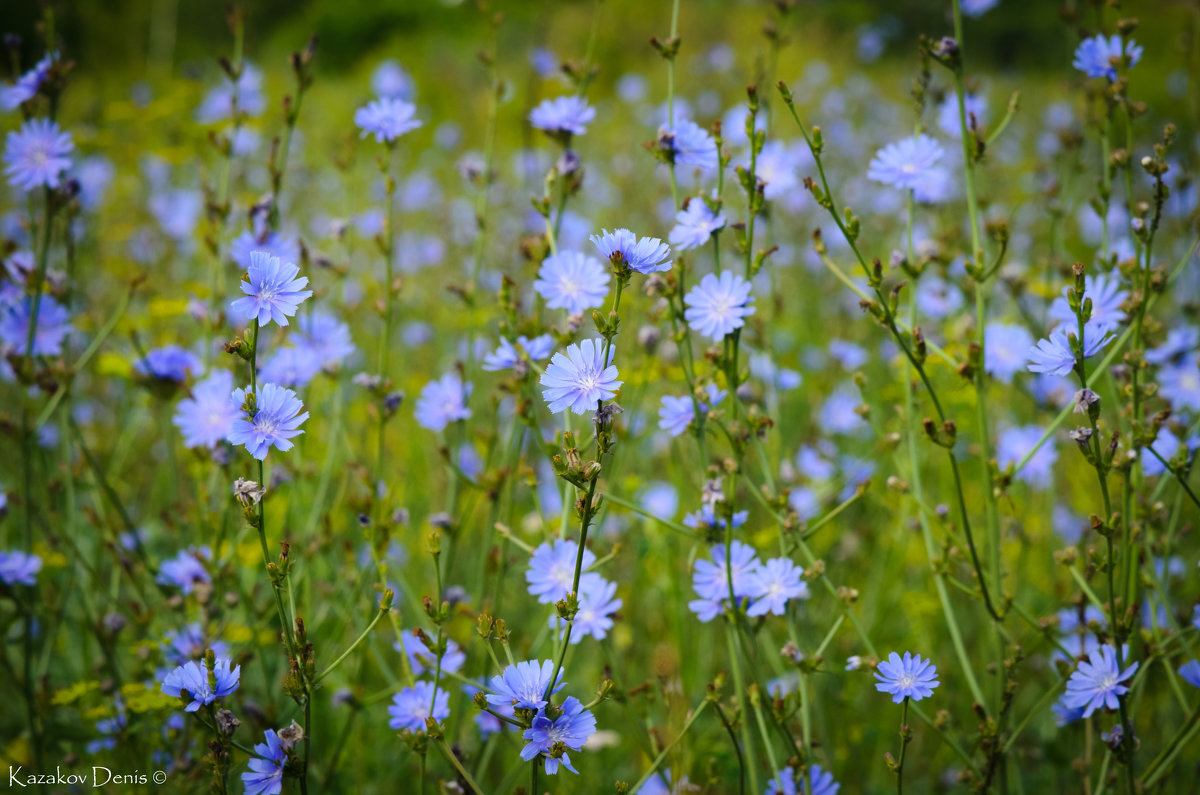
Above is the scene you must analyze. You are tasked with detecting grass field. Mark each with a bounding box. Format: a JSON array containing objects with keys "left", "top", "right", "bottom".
[{"left": 2, "top": 1, "right": 1200, "bottom": 792}]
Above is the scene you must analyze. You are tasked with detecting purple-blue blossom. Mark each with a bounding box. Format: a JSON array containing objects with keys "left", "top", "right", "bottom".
[
  {"left": 1062, "top": 645, "right": 1137, "bottom": 717},
  {"left": 520, "top": 696, "right": 597, "bottom": 775},
  {"left": 1027, "top": 319, "right": 1115, "bottom": 377},
  {"left": 539, "top": 338, "right": 622, "bottom": 415},
  {"left": 591, "top": 228, "right": 672, "bottom": 274},
  {"left": 230, "top": 383, "right": 309, "bottom": 460},
  {"left": 658, "top": 384, "right": 726, "bottom": 437},
  {"left": 669, "top": 198, "right": 726, "bottom": 251},
  {"left": 657, "top": 119, "right": 719, "bottom": 172},
  {"left": 745, "top": 557, "right": 810, "bottom": 617},
  {"left": 242, "top": 729, "right": 287, "bottom": 795},
  {"left": 984, "top": 323, "right": 1035, "bottom": 384},
  {"left": 173, "top": 369, "right": 240, "bottom": 449},
  {"left": 874, "top": 651, "right": 940, "bottom": 703},
  {"left": 486, "top": 659, "right": 564, "bottom": 711},
  {"left": 355, "top": 98, "right": 422, "bottom": 143},
  {"left": 482, "top": 334, "right": 555, "bottom": 372},
  {"left": 0, "top": 295, "right": 72, "bottom": 356},
  {"left": 135, "top": 345, "right": 201, "bottom": 382},
  {"left": 0, "top": 550, "right": 42, "bottom": 586},
  {"left": 526, "top": 539, "right": 598, "bottom": 604},
  {"left": 534, "top": 251, "right": 610, "bottom": 314},
  {"left": 156, "top": 547, "right": 211, "bottom": 594},
  {"left": 160, "top": 657, "right": 241, "bottom": 712},
  {"left": 3, "top": 118, "right": 73, "bottom": 191},
  {"left": 414, "top": 373, "right": 472, "bottom": 432},
  {"left": 683, "top": 271, "right": 755, "bottom": 340},
  {"left": 229, "top": 251, "right": 313, "bottom": 327},
  {"left": 997, "top": 424, "right": 1058, "bottom": 485},
  {"left": 529, "top": 96, "right": 595, "bottom": 137},
  {"left": 388, "top": 681, "right": 451, "bottom": 732},
  {"left": 1073, "top": 34, "right": 1143, "bottom": 81},
  {"left": 867, "top": 135, "right": 944, "bottom": 191}
]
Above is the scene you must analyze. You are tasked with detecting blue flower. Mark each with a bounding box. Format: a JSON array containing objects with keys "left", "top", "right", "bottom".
[
  {"left": 371, "top": 60, "right": 415, "bottom": 101},
  {"left": 395, "top": 635, "right": 466, "bottom": 678},
  {"left": 135, "top": 345, "right": 202, "bottom": 382},
  {"left": 683, "top": 505, "right": 748, "bottom": 534},
  {"left": 938, "top": 93, "right": 988, "bottom": 137},
  {"left": 173, "top": 370, "right": 240, "bottom": 449},
  {"left": 156, "top": 547, "right": 212, "bottom": 594},
  {"left": 753, "top": 140, "right": 811, "bottom": 202},
  {"left": 0, "top": 550, "right": 42, "bottom": 586},
  {"left": 658, "top": 384, "right": 726, "bottom": 436},
  {"left": 745, "top": 557, "right": 809, "bottom": 617},
  {"left": 1048, "top": 272, "right": 1127, "bottom": 331},
  {"left": 916, "top": 276, "right": 964, "bottom": 319},
  {"left": 996, "top": 425, "right": 1058, "bottom": 485},
  {"left": 294, "top": 312, "right": 356, "bottom": 368},
  {"left": 520, "top": 696, "right": 597, "bottom": 775},
  {"left": 241, "top": 729, "right": 287, "bottom": 795},
  {"left": 388, "top": 681, "right": 451, "bottom": 732},
  {"left": 415, "top": 373, "right": 472, "bottom": 431},
  {"left": 0, "top": 295, "right": 72, "bottom": 356},
  {"left": 1, "top": 53, "right": 55, "bottom": 111},
  {"left": 229, "top": 251, "right": 313, "bottom": 327},
  {"left": 260, "top": 346, "right": 322, "bottom": 388},
  {"left": 196, "top": 63, "right": 266, "bottom": 123},
  {"left": 657, "top": 120, "right": 718, "bottom": 172},
  {"left": 534, "top": 251, "right": 610, "bottom": 315},
  {"left": 87, "top": 696, "right": 127, "bottom": 755},
  {"left": 486, "top": 659, "right": 564, "bottom": 711},
  {"left": 1141, "top": 428, "right": 1197, "bottom": 476},
  {"left": 984, "top": 323, "right": 1035, "bottom": 384},
  {"left": 1063, "top": 645, "right": 1137, "bottom": 717},
  {"left": 1157, "top": 356, "right": 1200, "bottom": 412},
  {"left": 1179, "top": 660, "right": 1200, "bottom": 689},
  {"left": 3, "top": 118, "right": 73, "bottom": 191},
  {"left": 229, "top": 230, "right": 301, "bottom": 271},
  {"left": 1073, "top": 34, "right": 1143, "bottom": 81},
  {"left": 482, "top": 334, "right": 555, "bottom": 372},
  {"left": 961, "top": 0, "right": 1000, "bottom": 17},
  {"left": 526, "top": 539, "right": 598, "bottom": 604},
  {"left": 1055, "top": 606, "right": 1105, "bottom": 663},
  {"left": 689, "top": 541, "right": 760, "bottom": 622},
  {"left": 1052, "top": 695, "right": 1086, "bottom": 727},
  {"left": 683, "top": 271, "right": 755, "bottom": 341},
  {"left": 669, "top": 198, "right": 726, "bottom": 251},
  {"left": 874, "top": 651, "right": 940, "bottom": 703},
  {"left": 1027, "top": 319, "right": 1115, "bottom": 377},
  {"left": 867, "top": 135, "right": 944, "bottom": 191},
  {"left": 590, "top": 228, "right": 672, "bottom": 274},
  {"left": 1146, "top": 325, "right": 1198, "bottom": 366},
  {"left": 355, "top": 98, "right": 422, "bottom": 143},
  {"left": 819, "top": 382, "right": 864, "bottom": 435},
  {"left": 229, "top": 383, "right": 309, "bottom": 460},
  {"left": 827, "top": 339, "right": 868, "bottom": 370},
  {"left": 539, "top": 338, "right": 622, "bottom": 415},
  {"left": 160, "top": 657, "right": 241, "bottom": 712},
  {"left": 551, "top": 576, "right": 621, "bottom": 643},
  {"left": 164, "top": 624, "right": 230, "bottom": 666},
  {"left": 529, "top": 96, "right": 595, "bottom": 137},
  {"left": 765, "top": 764, "right": 840, "bottom": 795},
  {"left": 149, "top": 188, "right": 203, "bottom": 244}
]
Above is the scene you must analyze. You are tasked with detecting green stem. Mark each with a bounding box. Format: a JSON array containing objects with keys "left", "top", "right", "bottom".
[
  {"left": 627, "top": 701, "right": 709, "bottom": 793},
  {"left": 315, "top": 603, "right": 389, "bottom": 684}
]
